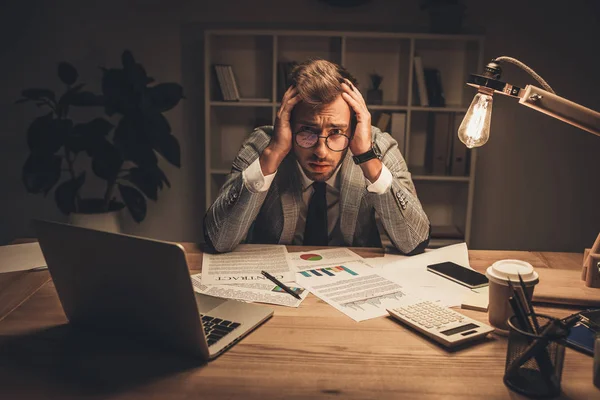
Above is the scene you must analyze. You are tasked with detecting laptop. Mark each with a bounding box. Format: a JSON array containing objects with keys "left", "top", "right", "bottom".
[{"left": 33, "top": 219, "right": 274, "bottom": 360}]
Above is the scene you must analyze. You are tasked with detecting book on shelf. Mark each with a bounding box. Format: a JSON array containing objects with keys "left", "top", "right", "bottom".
[
  {"left": 213, "top": 64, "right": 240, "bottom": 101},
  {"left": 423, "top": 68, "right": 445, "bottom": 107},
  {"left": 375, "top": 112, "right": 391, "bottom": 132},
  {"left": 390, "top": 112, "right": 407, "bottom": 155},
  {"left": 425, "top": 112, "right": 452, "bottom": 175},
  {"left": 413, "top": 56, "right": 429, "bottom": 107},
  {"left": 277, "top": 61, "right": 298, "bottom": 99}
]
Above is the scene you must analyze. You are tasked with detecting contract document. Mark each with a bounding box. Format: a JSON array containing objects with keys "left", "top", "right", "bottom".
[
  {"left": 191, "top": 274, "right": 308, "bottom": 307},
  {"left": 296, "top": 261, "right": 415, "bottom": 322},
  {"left": 201, "top": 244, "right": 293, "bottom": 285}
]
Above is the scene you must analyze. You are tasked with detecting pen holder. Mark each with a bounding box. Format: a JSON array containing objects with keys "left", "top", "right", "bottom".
[{"left": 503, "top": 314, "right": 569, "bottom": 399}]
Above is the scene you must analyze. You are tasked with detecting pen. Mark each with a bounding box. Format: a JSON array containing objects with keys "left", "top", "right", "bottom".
[
  {"left": 260, "top": 270, "right": 302, "bottom": 300},
  {"left": 518, "top": 272, "right": 541, "bottom": 333}
]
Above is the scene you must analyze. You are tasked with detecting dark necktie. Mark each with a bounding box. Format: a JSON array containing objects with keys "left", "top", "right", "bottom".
[{"left": 303, "top": 181, "right": 328, "bottom": 246}]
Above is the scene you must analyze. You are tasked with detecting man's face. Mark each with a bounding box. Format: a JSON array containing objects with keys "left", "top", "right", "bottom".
[{"left": 292, "top": 95, "right": 351, "bottom": 182}]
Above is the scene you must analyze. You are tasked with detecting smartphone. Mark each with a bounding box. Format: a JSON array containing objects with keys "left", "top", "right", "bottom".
[{"left": 427, "top": 261, "right": 489, "bottom": 289}]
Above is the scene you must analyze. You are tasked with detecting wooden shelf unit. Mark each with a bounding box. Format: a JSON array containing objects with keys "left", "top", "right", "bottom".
[{"left": 203, "top": 29, "right": 484, "bottom": 246}]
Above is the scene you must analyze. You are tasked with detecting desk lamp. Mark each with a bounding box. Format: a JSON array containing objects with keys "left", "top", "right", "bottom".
[
  {"left": 458, "top": 56, "right": 600, "bottom": 288},
  {"left": 457, "top": 56, "right": 600, "bottom": 149}
]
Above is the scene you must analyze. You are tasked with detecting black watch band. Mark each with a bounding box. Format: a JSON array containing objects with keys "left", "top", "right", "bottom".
[{"left": 352, "top": 145, "right": 381, "bottom": 165}]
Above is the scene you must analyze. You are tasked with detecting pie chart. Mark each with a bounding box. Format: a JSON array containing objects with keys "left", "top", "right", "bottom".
[{"left": 300, "top": 253, "right": 323, "bottom": 261}]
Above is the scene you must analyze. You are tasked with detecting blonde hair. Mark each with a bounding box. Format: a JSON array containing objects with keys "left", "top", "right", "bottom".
[{"left": 290, "top": 58, "right": 358, "bottom": 108}]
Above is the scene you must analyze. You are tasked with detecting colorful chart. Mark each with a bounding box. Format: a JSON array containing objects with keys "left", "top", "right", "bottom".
[
  {"left": 299, "top": 265, "right": 358, "bottom": 277},
  {"left": 300, "top": 253, "right": 323, "bottom": 261}
]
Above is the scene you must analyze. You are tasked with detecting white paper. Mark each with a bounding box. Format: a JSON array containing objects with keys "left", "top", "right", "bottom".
[
  {"left": 0, "top": 242, "right": 47, "bottom": 273},
  {"left": 289, "top": 248, "right": 371, "bottom": 271},
  {"left": 190, "top": 274, "right": 308, "bottom": 307},
  {"left": 296, "top": 261, "right": 416, "bottom": 322},
  {"left": 378, "top": 243, "right": 474, "bottom": 307},
  {"left": 364, "top": 248, "right": 436, "bottom": 268},
  {"left": 201, "top": 244, "right": 293, "bottom": 285}
]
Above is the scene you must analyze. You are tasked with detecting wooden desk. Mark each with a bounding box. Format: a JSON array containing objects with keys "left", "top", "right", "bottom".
[{"left": 0, "top": 245, "right": 596, "bottom": 399}]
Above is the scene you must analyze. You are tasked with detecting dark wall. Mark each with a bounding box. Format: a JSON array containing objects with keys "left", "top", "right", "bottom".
[{"left": 1, "top": 0, "right": 599, "bottom": 252}]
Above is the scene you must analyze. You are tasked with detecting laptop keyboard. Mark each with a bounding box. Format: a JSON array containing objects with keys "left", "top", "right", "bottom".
[{"left": 201, "top": 314, "right": 242, "bottom": 347}]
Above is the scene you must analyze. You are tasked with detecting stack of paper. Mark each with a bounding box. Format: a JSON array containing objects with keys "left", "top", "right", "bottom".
[{"left": 192, "top": 244, "right": 307, "bottom": 307}]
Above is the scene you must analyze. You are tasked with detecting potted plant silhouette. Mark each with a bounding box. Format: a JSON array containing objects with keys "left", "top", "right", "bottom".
[{"left": 17, "top": 50, "right": 184, "bottom": 230}]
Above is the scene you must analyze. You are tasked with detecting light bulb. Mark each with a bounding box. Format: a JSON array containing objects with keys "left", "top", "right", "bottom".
[{"left": 458, "top": 91, "right": 493, "bottom": 148}]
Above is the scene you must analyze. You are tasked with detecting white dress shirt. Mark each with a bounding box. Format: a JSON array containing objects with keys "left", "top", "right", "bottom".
[{"left": 242, "top": 157, "right": 393, "bottom": 244}]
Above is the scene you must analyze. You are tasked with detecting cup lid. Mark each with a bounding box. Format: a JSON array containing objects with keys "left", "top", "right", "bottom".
[{"left": 485, "top": 259, "right": 539, "bottom": 286}]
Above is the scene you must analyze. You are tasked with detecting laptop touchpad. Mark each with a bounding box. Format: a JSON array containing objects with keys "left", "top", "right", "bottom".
[{"left": 194, "top": 293, "right": 228, "bottom": 314}]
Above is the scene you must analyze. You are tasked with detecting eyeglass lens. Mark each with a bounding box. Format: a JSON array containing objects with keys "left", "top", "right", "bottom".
[{"left": 295, "top": 132, "right": 349, "bottom": 151}]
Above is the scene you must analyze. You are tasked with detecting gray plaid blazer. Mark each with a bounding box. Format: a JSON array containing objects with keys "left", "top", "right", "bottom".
[{"left": 204, "top": 126, "right": 431, "bottom": 254}]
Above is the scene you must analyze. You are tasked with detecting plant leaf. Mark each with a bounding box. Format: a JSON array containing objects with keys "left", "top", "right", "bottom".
[
  {"left": 145, "top": 83, "right": 184, "bottom": 112},
  {"left": 22, "top": 154, "right": 62, "bottom": 194},
  {"left": 118, "top": 184, "right": 147, "bottom": 222},
  {"left": 67, "top": 91, "right": 104, "bottom": 107},
  {"left": 57, "top": 62, "right": 78, "bottom": 85},
  {"left": 21, "top": 88, "right": 55, "bottom": 102},
  {"left": 101, "top": 68, "right": 138, "bottom": 115},
  {"left": 123, "top": 167, "right": 160, "bottom": 201},
  {"left": 113, "top": 116, "right": 157, "bottom": 166},
  {"left": 91, "top": 139, "right": 123, "bottom": 181},
  {"left": 156, "top": 168, "right": 171, "bottom": 188},
  {"left": 54, "top": 172, "right": 86, "bottom": 215},
  {"left": 27, "top": 113, "right": 70, "bottom": 154},
  {"left": 154, "top": 133, "right": 180, "bottom": 168},
  {"left": 142, "top": 111, "right": 171, "bottom": 142},
  {"left": 68, "top": 118, "right": 114, "bottom": 154}
]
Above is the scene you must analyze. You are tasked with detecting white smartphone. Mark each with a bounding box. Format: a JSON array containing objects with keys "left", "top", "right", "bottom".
[{"left": 427, "top": 261, "right": 489, "bottom": 289}]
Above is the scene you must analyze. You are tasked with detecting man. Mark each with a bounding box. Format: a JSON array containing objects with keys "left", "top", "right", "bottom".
[{"left": 204, "top": 58, "right": 430, "bottom": 254}]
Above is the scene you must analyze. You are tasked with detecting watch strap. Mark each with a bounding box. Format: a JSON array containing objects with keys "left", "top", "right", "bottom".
[{"left": 352, "top": 145, "right": 381, "bottom": 164}]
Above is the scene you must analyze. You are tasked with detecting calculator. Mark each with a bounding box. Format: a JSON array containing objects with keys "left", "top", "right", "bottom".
[{"left": 387, "top": 300, "right": 494, "bottom": 348}]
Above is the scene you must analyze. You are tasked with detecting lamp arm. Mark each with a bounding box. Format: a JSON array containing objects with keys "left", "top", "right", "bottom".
[
  {"left": 519, "top": 85, "right": 600, "bottom": 137},
  {"left": 493, "top": 56, "right": 555, "bottom": 94}
]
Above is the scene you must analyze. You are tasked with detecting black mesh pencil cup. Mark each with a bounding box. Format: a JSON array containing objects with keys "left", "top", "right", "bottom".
[{"left": 503, "top": 314, "right": 570, "bottom": 399}]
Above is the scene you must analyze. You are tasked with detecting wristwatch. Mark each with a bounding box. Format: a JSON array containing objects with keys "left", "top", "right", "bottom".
[{"left": 352, "top": 145, "right": 381, "bottom": 165}]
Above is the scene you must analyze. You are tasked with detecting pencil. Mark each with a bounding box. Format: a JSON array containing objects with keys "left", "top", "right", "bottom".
[{"left": 261, "top": 270, "right": 302, "bottom": 300}]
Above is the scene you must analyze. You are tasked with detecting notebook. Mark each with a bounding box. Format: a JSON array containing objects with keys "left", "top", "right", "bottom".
[{"left": 33, "top": 219, "right": 273, "bottom": 360}]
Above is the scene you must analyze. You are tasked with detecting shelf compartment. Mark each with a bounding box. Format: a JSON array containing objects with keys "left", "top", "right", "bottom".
[
  {"left": 209, "top": 106, "right": 273, "bottom": 171},
  {"left": 413, "top": 181, "right": 468, "bottom": 238},
  {"left": 407, "top": 111, "right": 471, "bottom": 177},
  {"left": 209, "top": 34, "right": 273, "bottom": 101},
  {"left": 344, "top": 37, "right": 411, "bottom": 106},
  {"left": 413, "top": 38, "right": 481, "bottom": 108}
]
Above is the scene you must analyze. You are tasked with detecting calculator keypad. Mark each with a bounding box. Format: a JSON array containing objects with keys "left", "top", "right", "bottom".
[{"left": 392, "top": 301, "right": 465, "bottom": 329}]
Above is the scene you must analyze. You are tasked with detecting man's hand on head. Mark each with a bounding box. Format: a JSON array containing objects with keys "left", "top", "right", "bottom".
[
  {"left": 260, "top": 86, "right": 300, "bottom": 175},
  {"left": 341, "top": 79, "right": 382, "bottom": 182},
  {"left": 341, "top": 79, "right": 372, "bottom": 156}
]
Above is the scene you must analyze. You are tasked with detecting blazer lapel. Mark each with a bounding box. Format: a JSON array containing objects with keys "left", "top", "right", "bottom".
[
  {"left": 278, "top": 156, "right": 302, "bottom": 244},
  {"left": 339, "top": 153, "right": 366, "bottom": 245}
]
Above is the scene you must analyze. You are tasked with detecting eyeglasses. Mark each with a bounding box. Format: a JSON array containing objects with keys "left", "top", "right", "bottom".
[{"left": 294, "top": 131, "right": 350, "bottom": 152}]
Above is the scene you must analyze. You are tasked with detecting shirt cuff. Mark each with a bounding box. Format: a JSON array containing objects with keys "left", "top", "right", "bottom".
[
  {"left": 242, "top": 158, "right": 277, "bottom": 193},
  {"left": 366, "top": 164, "right": 393, "bottom": 194}
]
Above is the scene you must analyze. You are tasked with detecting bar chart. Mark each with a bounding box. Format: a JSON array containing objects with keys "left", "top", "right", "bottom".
[{"left": 299, "top": 265, "right": 358, "bottom": 278}]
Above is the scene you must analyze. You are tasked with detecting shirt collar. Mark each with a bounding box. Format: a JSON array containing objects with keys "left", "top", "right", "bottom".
[{"left": 296, "top": 160, "right": 341, "bottom": 192}]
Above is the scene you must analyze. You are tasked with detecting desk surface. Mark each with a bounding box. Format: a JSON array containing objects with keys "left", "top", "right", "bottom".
[{"left": 0, "top": 244, "right": 596, "bottom": 399}]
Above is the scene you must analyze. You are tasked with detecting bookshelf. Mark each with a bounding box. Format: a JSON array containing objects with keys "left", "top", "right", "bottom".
[{"left": 203, "top": 29, "right": 484, "bottom": 247}]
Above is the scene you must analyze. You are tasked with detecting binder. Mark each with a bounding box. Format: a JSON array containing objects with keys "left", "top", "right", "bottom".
[
  {"left": 390, "top": 112, "right": 407, "bottom": 155},
  {"left": 425, "top": 113, "right": 452, "bottom": 175},
  {"left": 450, "top": 113, "right": 468, "bottom": 176}
]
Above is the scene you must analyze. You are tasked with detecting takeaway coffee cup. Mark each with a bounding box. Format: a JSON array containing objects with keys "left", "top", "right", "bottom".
[{"left": 486, "top": 259, "right": 539, "bottom": 333}]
